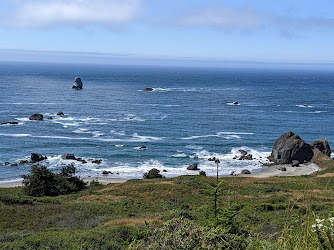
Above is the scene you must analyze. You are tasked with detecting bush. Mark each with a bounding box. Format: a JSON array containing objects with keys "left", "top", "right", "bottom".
[
  {"left": 89, "top": 180, "right": 102, "bottom": 187},
  {"left": 21, "top": 165, "right": 87, "bottom": 197},
  {"left": 199, "top": 171, "right": 206, "bottom": 176},
  {"left": 143, "top": 168, "right": 163, "bottom": 179},
  {"left": 129, "top": 217, "right": 249, "bottom": 249}
]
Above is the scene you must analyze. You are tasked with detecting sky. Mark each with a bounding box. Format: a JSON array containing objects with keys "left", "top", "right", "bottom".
[{"left": 0, "top": 0, "right": 334, "bottom": 66}]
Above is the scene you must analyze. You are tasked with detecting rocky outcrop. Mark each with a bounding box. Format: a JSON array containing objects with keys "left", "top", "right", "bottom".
[
  {"left": 102, "top": 170, "right": 113, "bottom": 175},
  {"left": 19, "top": 160, "right": 29, "bottom": 165},
  {"left": 291, "top": 160, "right": 299, "bottom": 167},
  {"left": 233, "top": 150, "right": 253, "bottom": 160},
  {"left": 72, "top": 77, "right": 83, "bottom": 89},
  {"left": 1, "top": 121, "right": 19, "bottom": 125},
  {"left": 57, "top": 111, "right": 64, "bottom": 116},
  {"left": 139, "top": 146, "right": 147, "bottom": 150},
  {"left": 310, "top": 139, "right": 331, "bottom": 157},
  {"left": 29, "top": 114, "right": 43, "bottom": 120},
  {"left": 311, "top": 148, "right": 334, "bottom": 169},
  {"left": 61, "top": 154, "right": 77, "bottom": 160},
  {"left": 241, "top": 169, "right": 251, "bottom": 174},
  {"left": 76, "top": 157, "right": 87, "bottom": 164},
  {"left": 92, "top": 159, "right": 102, "bottom": 164},
  {"left": 270, "top": 131, "right": 313, "bottom": 164},
  {"left": 143, "top": 87, "right": 153, "bottom": 91},
  {"left": 31, "top": 153, "right": 47, "bottom": 163},
  {"left": 232, "top": 101, "right": 239, "bottom": 105},
  {"left": 187, "top": 163, "right": 198, "bottom": 170}
]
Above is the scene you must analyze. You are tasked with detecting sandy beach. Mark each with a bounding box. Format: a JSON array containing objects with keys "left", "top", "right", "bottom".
[
  {"left": 0, "top": 177, "right": 129, "bottom": 188},
  {"left": 237, "top": 163, "right": 320, "bottom": 178},
  {"left": 0, "top": 162, "right": 322, "bottom": 188}
]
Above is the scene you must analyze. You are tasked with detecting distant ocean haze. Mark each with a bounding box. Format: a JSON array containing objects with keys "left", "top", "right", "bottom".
[{"left": 0, "top": 62, "right": 333, "bottom": 183}]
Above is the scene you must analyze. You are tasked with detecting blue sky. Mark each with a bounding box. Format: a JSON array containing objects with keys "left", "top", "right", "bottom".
[{"left": 0, "top": 0, "right": 334, "bottom": 66}]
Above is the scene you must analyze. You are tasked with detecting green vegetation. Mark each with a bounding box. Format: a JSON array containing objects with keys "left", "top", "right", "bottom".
[
  {"left": 21, "top": 165, "right": 86, "bottom": 196},
  {"left": 143, "top": 168, "right": 164, "bottom": 179},
  {"left": 0, "top": 162, "right": 333, "bottom": 249}
]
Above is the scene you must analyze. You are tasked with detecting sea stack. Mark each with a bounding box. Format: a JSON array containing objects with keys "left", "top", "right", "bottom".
[
  {"left": 270, "top": 131, "right": 314, "bottom": 164},
  {"left": 72, "top": 77, "right": 83, "bottom": 89}
]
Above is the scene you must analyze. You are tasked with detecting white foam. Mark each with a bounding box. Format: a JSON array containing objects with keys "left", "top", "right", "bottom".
[
  {"left": 172, "top": 153, "right": 188, "bottom": 158},
  {"left": 34, "top": 135, "right": 89, "bottom": 140},
  {"left": 73, "top": 128, "right": 91, "bottom": 134},
  {"left": 92, "top": 131, "right": 104, "bottom": 137},
  {"left": 0, "top": 133, "right": 31, "bottom": 137},
  {"left": 110, "top": 130, "right": 126, "bottom": 136},
  {"left": 16, "top": 117, "right": 30, "bottom": 122},
  {"left": 182, "top": 132, "right": 253, "bottom": 140},
  {"left": 42, "top": 155, "right": 109, "bottom": 170},
  {"left": 187, "top": 146, "right": 272, "bottom": 176},
  {"left": 129, "top": 133, "right": 164, "bottom": 142},
  {"left": 96, "top": 138, "right": 122, "bottom": 142},
  {"left": 307, "top": 111, "right": 327, "bottom": 114},
  {"left": 296, "top": 104, "right": 313, "bottom": 108}
]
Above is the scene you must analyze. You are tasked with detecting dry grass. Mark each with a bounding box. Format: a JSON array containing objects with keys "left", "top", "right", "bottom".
[
  {"left": 316, "top": 173, "right": 334, "bottom": 178},
  {"left": 76, "top": 194, "right": 127, "bottom": 204},
  {"left": 104, "top": 216, "right": 162, "bottom": 226}
]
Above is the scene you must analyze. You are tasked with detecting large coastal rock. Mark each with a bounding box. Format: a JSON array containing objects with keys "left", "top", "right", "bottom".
[
  {"left": 310, "top": 139, "right": 331, "bottom": 157},
  {"left": 270, "top": 131, "right": 314, "bottom": 164},
  {"left": 72, "top": 77, "right": 83, "bottom": 89},
  {"left": 31, "top": 153, "right": 47, "bottom": 163},
  {"left": 29, "top": 114, "right": 43, "bottom": 120}
]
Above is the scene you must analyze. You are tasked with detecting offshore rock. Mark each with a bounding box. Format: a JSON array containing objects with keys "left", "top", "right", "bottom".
[
  {"left": 187, "top": 163, "right": 198, "bottom": 170},
  {"left": 31, "top": 153, "right": 47, "bottom": 163},
  {"left": 29, "top": 114, "right": 43, "bottom": 120},
  {"left": 61, "top": 154, "right": 77, "bottom": 160},
  {"left": 72, "top": 77, "right": 83, "bottom": 89},
  {"left": 310, "top": 139, "right": 331, "bottom": 157},
  {"left": 1, "top": 121, "right": 19, "bottom": 125},
  {"left": 270, "top": 131, "right": 313, "bottom": 164},
  {"left": 57, "top": 111, "right": 64, "bottom": 116},
  {"left": 143, "top": 87, "right": 153, "bottom": 91}
]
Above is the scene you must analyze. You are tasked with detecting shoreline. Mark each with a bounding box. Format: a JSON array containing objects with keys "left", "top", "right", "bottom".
[
  {"left": 0, "top": 163, "right": 320, "bottom": 188},
  {"left": 0, "top": 177, "right": 129, "bottom": 188},
  {"left": 236, "top": 163, "right": 319, "bottom": 178}
]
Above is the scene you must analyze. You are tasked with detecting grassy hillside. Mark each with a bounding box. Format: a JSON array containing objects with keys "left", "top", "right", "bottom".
[{"left": 0, "top": 162, "right": 333, "bottom": 249}]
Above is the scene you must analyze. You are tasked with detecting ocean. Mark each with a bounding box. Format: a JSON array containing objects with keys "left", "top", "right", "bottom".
[{"left": 0, "top": 62, "right": 333, "bottom": 183}]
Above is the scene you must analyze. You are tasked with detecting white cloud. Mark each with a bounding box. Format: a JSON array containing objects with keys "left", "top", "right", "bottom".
[
  {"left": 4, "top": 0, "right": 141, "bottom": 27},
  {"left": 181, "top": 5, "right": 264, "bottom": 32}
]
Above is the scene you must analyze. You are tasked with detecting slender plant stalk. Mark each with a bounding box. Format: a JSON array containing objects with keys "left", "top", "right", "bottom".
[{"left": 216, "top": 161, "right": 219, "bottom": 185}]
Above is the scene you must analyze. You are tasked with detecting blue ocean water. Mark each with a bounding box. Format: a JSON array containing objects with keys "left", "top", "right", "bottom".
[{"left": 0, "top": 62, "right": 333, "bottom": 183}]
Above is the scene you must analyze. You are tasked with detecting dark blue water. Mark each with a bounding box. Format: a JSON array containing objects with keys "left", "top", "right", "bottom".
[{"left": 0, "top": 62, "right": 333, "bottom": 182}]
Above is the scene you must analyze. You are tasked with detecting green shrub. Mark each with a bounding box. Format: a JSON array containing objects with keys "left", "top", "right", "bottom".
[
  {"left": 21, "top": 165, "right": 87, "bottom": 197},
  {"left": 89, "top": 180, "right": 103, "bottom": 187},
  {"left": 143, "top": 168, "right": 163, "bottom": 179},
  {"left": 129, "top": 217, "right": 249, "bottom": 249},
  {"left": 199, "top": 171, "right": 206, "bottom": 176}
]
